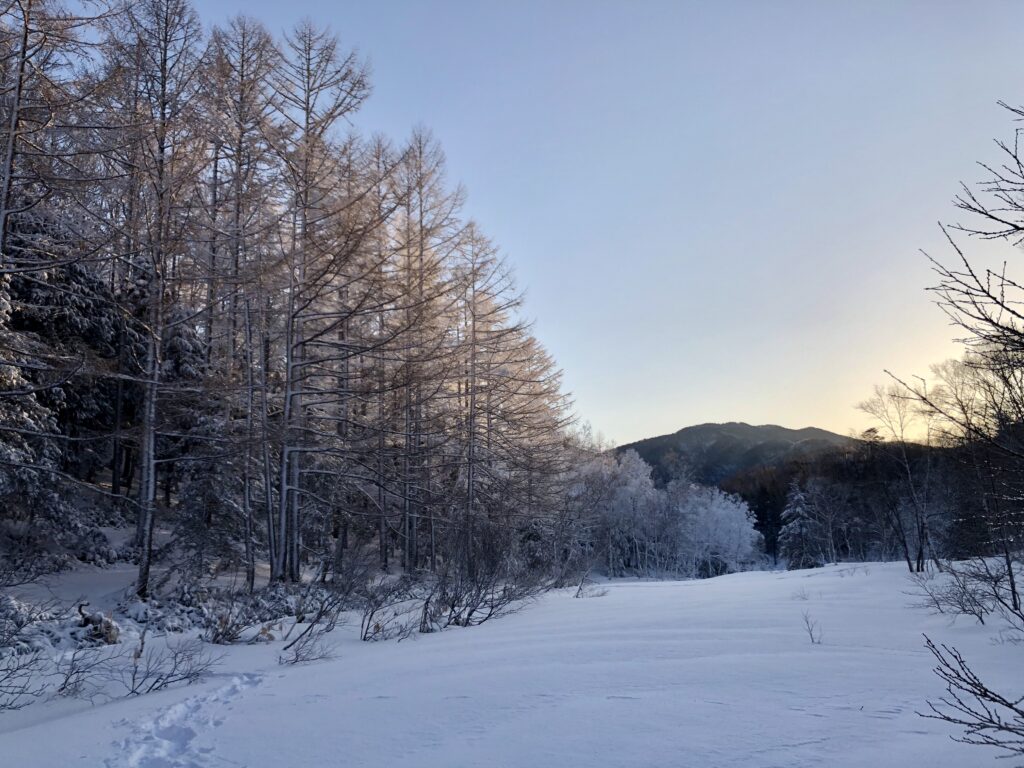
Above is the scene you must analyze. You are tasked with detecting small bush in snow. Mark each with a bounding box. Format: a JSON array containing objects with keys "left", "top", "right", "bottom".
[
  {"left": 278, "top": 622, "right": 335, "bottom": 665},
  {"left": 910, "top": 568, "right": 991, "bottom": 625},
  {"left": 359, "top": 577, "right": 417, "bottom": 642},
  {"left": 417, "top": 553, "right": 548, "bottom": 633},
  {"left": 279, "top": 586, "right": 348, "bottom": 663},
  {"left": 113, "top": 631, "right": 221, "bottom": 697},
  {"left": 801, "top": 610, "right": 822, "bottom": 645},
  {"left": 910, "top": 557, "right": 1024, "bottom": 632},
  {"left": 54, "top": 646, "right": 125, "bottom": 701}
]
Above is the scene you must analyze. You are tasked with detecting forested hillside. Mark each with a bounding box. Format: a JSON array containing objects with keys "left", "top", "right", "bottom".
[{"left": 618, "top": 421, "right": 855, "bottom": 485}]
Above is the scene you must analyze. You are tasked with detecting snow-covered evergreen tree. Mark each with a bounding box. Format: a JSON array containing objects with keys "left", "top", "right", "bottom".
[{"left": 778, "top": 481, "right": 821, "bottom": 570}]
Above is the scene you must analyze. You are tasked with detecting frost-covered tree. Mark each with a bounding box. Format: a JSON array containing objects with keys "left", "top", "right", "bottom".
[
  {"left": 778, "top": 481, "right": 820, "bottom": 570},
  {"left": 679, "top": 485, "right": 762, "bottom": 577}
]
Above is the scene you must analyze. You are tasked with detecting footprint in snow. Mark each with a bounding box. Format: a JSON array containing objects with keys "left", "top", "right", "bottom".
[{"left": 104, "top": 673, "right": 262, "bottom": 768}]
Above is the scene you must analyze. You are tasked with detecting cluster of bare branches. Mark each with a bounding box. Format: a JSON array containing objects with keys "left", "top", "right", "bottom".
[
  {"left": 911, "top": 568, "right": 990, "bottom": 625},
  {"left": 358, "top": 577, "right": 417, "bottom": 642},
  {"left": 0, "top": 649, "right": 45, "bottom": 709},
  {"left": 3, "top": 629, "right": 220, "bottom": 709},
  {"left": 278, "top": 586, "right": 348, "bottom": 663},
  {"left": 912, "top": 557, "right": 1024, "bottom": 631},
  {"left": 53, "top": 645, "right": 123, "bottom": 701},
  {"left": 922, "top": 636, "right": 1024, "bottom": 757},
  {"left": 114, "top": 632, "right": 221, "bottom": 696}
]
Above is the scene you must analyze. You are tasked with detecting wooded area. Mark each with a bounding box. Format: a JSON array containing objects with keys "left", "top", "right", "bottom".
[{"left": 0, "top": 0, "right": 769, "bottom": 610}]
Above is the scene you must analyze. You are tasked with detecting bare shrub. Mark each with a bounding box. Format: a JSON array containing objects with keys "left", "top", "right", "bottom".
[
  {"left": 54, "top": 646, "right": 125, "bottom": 701},
  {"left": 278, "top": 622, "right": 334, "bottom": 665},
  {"left": 913, "top": 557, "right": 1024, "bottom": 629},
  {"left": 421, "top": 557, "right": 548, "bottom": 632},
  {"left": 959, "top": 558, "right": 1024, "bottom": 631},
  {"left": 573, "top": 569, "right": 592, "bottom": 599},
  {"left": 921, "top": 635, "right": 1024, "bottom": 758},
  {"left": 0, "top": 594, "right": 56, "bottom": 709},
  {"left": 909, "top": 571, "right": 946, "bottom": 614},
  {"left": 278, "top": 587, "right": 349, "bottom": 664},
  {"left": 326, "top": 545, "right": 375, "bottom": 602},
  {"left": 251, "top": 620, "right": 283, "bottom": 644},
  {"left": 202, "top": 591, "right": 269, "bottom": 645},
  {"left": 206, "top": 605, "right": 249, "bottom": 645},
  {"left": 113, "top": 632, "right": 221, "bottom": 696},
  {"left": 359, "top": 577, "right": 417, "bottom": 642},
  {"left": 196, "top": 569, "right": 362, "bottom": 646},
  {"left": 909, "top": 569, "right": 992, "bottom": 625},
  {"left": 802, "top": 610, "right": 822, "bottom": 645}
]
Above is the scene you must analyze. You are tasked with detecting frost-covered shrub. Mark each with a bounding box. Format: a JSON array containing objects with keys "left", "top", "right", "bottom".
[
  {"left": 568, "top": 451, "right": 762, "bottom": 578},
  {"left": 0, "top": 595, "right": 59, "bottom": 653},
  {"left": 0, "top": 486, "right": 119, "bottom": 579},
  {"left": 0, "top": 597, "right": 52, "bottom": 710},
  {"left": 679, "top": 485, "right": 763, "bottom": 577}
]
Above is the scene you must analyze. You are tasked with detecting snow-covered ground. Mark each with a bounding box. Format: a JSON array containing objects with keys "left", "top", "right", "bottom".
[{"left": 2, "top": 563, "right": 1018, "bottom": 767}]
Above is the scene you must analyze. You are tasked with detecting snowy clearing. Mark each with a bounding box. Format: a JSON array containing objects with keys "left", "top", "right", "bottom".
[{"left": 1, "top": 563, "right": 1016, "bottom": 767}]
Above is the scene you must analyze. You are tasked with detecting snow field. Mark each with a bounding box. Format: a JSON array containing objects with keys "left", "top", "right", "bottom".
[{"left": 2, "top": 563, "right": 1017, "bottom": 767}]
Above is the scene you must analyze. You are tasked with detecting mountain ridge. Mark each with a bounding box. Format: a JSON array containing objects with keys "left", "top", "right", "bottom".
[{"left": 617, "top": 421, "right": 856, "bottom": 486}]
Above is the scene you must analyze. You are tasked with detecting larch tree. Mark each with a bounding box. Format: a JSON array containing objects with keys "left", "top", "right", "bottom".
[{"left": 103, "top": 0, "right": 206, "bottom": 598}]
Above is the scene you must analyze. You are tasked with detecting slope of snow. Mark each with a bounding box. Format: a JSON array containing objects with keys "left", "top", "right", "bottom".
[{"left": 2, "top": 563, "right": 1018, "bottom": 767}]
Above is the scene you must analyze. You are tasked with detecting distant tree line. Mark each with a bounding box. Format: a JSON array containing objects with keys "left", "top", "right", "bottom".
[
  {"left": 715, "top": 367, "right": 1024, "bottom": 579},
  {"left": 721, "top": 427, "right": 960, "bottom": 572}
]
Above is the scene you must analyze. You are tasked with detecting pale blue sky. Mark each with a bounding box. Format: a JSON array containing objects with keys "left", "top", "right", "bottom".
[{"left": 199, "top": 0, "right": 1024, "bottom": 443}]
